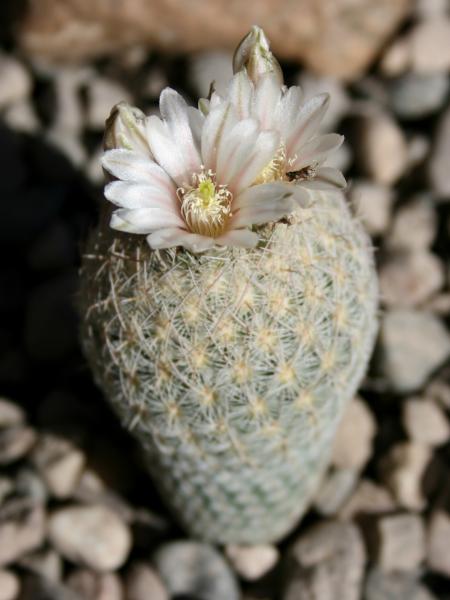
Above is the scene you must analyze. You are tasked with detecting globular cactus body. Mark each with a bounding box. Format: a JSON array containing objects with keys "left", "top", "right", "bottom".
[{"left": 80, "top": 191, "right": 377, "bottom": 544}]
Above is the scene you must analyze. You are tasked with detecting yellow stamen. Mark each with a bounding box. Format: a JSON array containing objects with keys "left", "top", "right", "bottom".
[{"left": 178, "top": 168, "right": 233, "bottom": 237}]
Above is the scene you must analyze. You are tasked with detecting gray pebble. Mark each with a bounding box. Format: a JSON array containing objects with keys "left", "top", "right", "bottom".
[
  {"left": 388, "top": 72, "right": 449, "bottom": 119},
  {"left": 379, "top": 309, "right": 450, "bottom": 392},
  {"left": 153, "top": 541, "right": 240, "bottom": 600},
  {"left": 365, "top": 568, "right": 437, "bottom": 600}
]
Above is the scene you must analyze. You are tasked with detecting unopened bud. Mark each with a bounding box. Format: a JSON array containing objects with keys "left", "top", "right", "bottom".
[
  {"left": 233, "top": 26, "right": 283, "bottom": 86},
  {"left": 104, "top": 102, "right": 151, "bottom": 155}
]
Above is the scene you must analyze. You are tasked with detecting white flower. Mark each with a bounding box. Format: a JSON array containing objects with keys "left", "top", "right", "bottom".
[
  {"left": 102, "top": 89, "right": 294, "bottom": 253},
  {"left": 202, "top": 70, "right": 346, "bottom": 206}
]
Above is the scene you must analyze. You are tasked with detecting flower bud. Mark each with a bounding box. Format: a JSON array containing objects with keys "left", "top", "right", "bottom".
[
  {"left": 103, "top": 102, "right": 151, "bottom": 155},
  {"left": 233, "top": 25, "right": 283, "bottom": 86}
]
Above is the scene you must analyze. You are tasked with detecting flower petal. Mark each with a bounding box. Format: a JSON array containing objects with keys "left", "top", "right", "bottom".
[
  {"left": 253, "top": 73, "right": 282, "bottom": 130},
  {"left": 228, "top": 70, "right": 253, "bottom": 119},
  {"left": 291, "top": 133, "right": 344, "bottom": 171},
  {"left": 101, "top": 149, "right": 174, "bottom": 194},
  {"left": 230, "top": 130, "right": 280, "bottom": 194},
  {"left": 147, "top": 228, "right": 216, "bottom": 252},
  {"left": 187, "top": 106, "right": 205, "bottom": 153},
  {"left": 233, "top": 181, "right": 293, "bottom": 210},
  {"left": 215, "top": 229, "right": 259, "bottom": 247},
  {"left": 285, "top": 93, "right": 330, "bottom": 158},
  {"left": 105, "top": 181, "right": 180, "bottom": 212},
  {"left": 231, "top": 184, "right": 294, "bottom": 227},
  {"left": 216, "top": 117, "right": 259, "bottom": 184},
  {"left": 275, "top": 85, "right": 303, "bottom": 142},
  {"left": 300, "top": 166, "right": 347, "bottom": 191},
  {"left": 201, "top": 102, "right": 237, "bottom": 172},
  {"left": 147, "top": 89, "right": 202, "bottom": 186},
  {"left": 110, "top": 207, "right": 184, "bottom": 234}
]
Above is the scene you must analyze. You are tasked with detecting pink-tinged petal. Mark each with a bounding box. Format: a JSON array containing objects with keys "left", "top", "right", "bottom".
[
  {"left": 230, "top": 130, "right": 280, "bottom": 194},
  {"left": 159, "top": 88, "right": 202, "bottom": 173},
  {"left": 254, "top": 73, "right": 282, "bottom": 130},
  {"left": 147, "top": 115, "right": 192, "bottom": 186},
  {"left": 291, "top": 133, "right": 344, "bottom": 170},
  {"left": 233, "top": 182, "right": 293, "bottom": 210},
  {"left": 201, "top": 102, "right": 237, "bottom": 172},
  {"left": 104, "top": 181, "right": 180, "bottom": 213},
  {"left": 285, "top": 93, "right": 330, "bottom": 157},
  {"left": 187, "top": 106, "right": 204, "bottom": 152},
  {"left": 275, "top": 86, "right": 303, "bottom": 141},
  {"left": 101, "top": 149, "right": 174, "bottom": 193},
  {"left": 110, "top": 207, "right": 185, "bottom": 234},
  {"left": 215, "top": 229, "right": 259, "bottom": 247},
  {"left": 228, "top": 70, "right": 253, "bottom": 119},
  {"left": 300, "top": 166, "right": 347, "bottom": 191},
  {"left": 216, "top": 118, "right": 259, "bottom": 184},
  {"left": 231, "top": 192, "right": 293, "bottom": 228},
  {"left": 147, "top": 228, "right": 216, "bottom": 252}
]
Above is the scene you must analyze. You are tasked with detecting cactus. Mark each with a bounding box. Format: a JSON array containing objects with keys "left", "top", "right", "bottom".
[
  {"left": 80, "top": 189, "right": 377, "bottom": 543},
  {"left": 79, "top": 27, "right": 378, "bottom": 543}
]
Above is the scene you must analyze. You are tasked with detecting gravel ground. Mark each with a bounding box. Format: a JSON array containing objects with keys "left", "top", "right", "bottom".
[{"left": 1, "top": 3, "right": 450, "bottom": 599}]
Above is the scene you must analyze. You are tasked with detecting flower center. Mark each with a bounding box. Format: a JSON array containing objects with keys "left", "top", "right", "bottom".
[
  {"left": 178, "top": 169, "right": 233, "bottom": 237},
  {"left": 253, "top": 143, "right": 287, "bottom": 184}
]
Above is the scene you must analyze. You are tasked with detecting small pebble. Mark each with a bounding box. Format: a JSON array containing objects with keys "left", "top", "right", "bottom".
[
  {"left": 48, "top": 504, "right": 131, "bottom": 571},
  {"left": 332, "top": 397, "right": 376, "bottom": 471},
  {"left": 339, "top": 479, "right": 396, "bottom": 520},
  {"left": 380, "top": 38, "right": 410, "bottom": 76},
  {"left": 379, "top": 309, "right": 450, "bottom": 392},
  {"left": 388, "top": 72, "right": 449, "bottom": 119},
  {"left": 66, "top": 569, "right": 123, "bottom": 600},
  {"left": 379, "top": 442, "right": 431, "bottom": 510},
  {"left": 365, "top": 568, "right": 437, "bottom": 600},
  {"left": 350, "top": 180, "right": 393, "bottom": 236},
  {"left": 0, "top": 53, "right": 31, "bottom": 108},
  {"left": 372, "top": 513, "right": 425, "bottom": 572},
  {"left": 403, "top": 397, "right": 450, "bottom": 446},
  {"left": 410, "top": 19, "right": 450, "bottom": 73},
  {"left": 15, "top": 468, "right": 48, "bottom": 504},
  {"left": 355, "top": 112, "right": 408, "bottom": 185},
  {"left": 0, "top": 505, "right": 46, "bottom": 567},
  {"left": 0, "top": 570, "right": 20, "bottom": 600},
  {"left": 0, "top": 426, "right": 36, "bottom": 465},
  {"left": 287, "top": 521, "right": 366, "bottom": 600},
  {"left": 379, "top": 250, "right": 444, "bottom": 308},
  {"left": 153, "top": 541, "right": 240, "bottom": 600},
  {"left": 31, "top": 434, "right": 86, "bottom": 499},
  {"left": 225, "top": 544, "right": 279, "bottom": 581},
  {"left": 0, "top": 399, "right": 24, "bottom": 428},
  {"left": 427, "top": 510, "right": 450, "bottom": 577},
  {"left": 386, "top": 195, "right": 437, "bottom": 251},
  {"left": 2, "top": 99, "right": 40, "bottom": 133},
  {"left": 313, "top": 467, "right": 358, "bottom": 516},
  {"left": 125, "top": 563, "right": 168, "bottom": 600}
]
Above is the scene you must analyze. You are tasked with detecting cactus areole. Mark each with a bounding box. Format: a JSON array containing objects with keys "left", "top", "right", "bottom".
[{"left": 80, "top": 27, "right": 378, "bottom": 544}]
